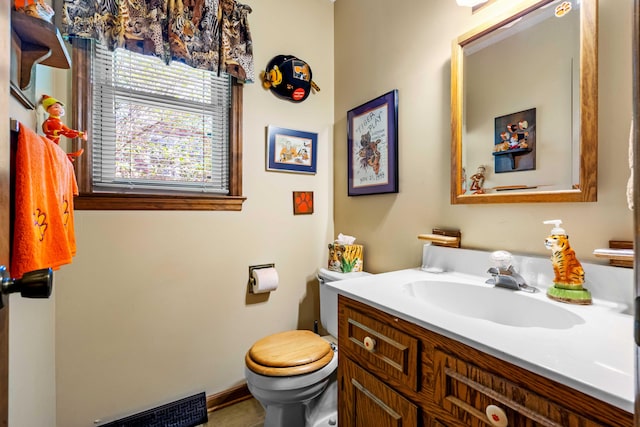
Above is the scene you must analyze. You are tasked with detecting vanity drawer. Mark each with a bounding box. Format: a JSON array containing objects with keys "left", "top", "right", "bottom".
[
  {"left": 433, "top": 350, "right": 609, "bottom": 427},
  {"left": 338, "top": 296, "right": 419, "bottom": 392},
  {"left": 339, "top": 357, "right": 418, "bottom": 427}
]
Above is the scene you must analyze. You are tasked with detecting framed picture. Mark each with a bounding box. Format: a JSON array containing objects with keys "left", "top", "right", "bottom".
[
  {"left": 347, "top": 89, "right": 399, "bottom": 196},
  {"left": 493, "top": 108, "right": 536, "bottom": 173},
  {"left": 293, "top": 191, "right": 314, "bottom": 215},
  {"left": 266, "top": 126, "right": 317, "bottom": 174}
]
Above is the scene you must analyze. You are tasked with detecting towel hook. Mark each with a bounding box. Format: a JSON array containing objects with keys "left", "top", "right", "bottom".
[{"left": 0, "top": 266, "right": 53, "bottom": 310}]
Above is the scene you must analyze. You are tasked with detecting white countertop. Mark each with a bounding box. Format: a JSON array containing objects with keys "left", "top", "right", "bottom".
[{"left": 325, "top": 267, "right": 634, "bottom": 412}]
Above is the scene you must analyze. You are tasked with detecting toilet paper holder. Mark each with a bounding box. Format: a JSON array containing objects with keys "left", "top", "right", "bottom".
[{"left": 249, "top": 264, "right": 275, "bottom": 289}]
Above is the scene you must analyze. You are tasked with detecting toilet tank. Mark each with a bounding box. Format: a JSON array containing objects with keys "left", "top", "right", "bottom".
[{"left": 318, "top": 269, "right": 371, "bottom": 337}]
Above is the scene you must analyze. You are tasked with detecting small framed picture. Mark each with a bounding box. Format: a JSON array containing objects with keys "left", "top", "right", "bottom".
[
  {"left": 492, "top": 108, "right": 536, "bottom": 173},
  {"left": 293, "top": 191, "right": 314, "bottom": 215},
  {"left": 347, "top": 90, "right": 399, "bottom": 196},
  {"left": 266, "top": 126, "right": 318, "bottom": 174}
]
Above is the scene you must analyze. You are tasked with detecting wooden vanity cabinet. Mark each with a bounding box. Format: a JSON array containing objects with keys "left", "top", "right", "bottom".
[{"left": 337, "top": 295, "right": 633, "bottom": 427}]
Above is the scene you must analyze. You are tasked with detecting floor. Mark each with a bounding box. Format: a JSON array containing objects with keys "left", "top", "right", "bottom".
[{"left": 201, "top": 398, "right": 265, "bottom": 427}]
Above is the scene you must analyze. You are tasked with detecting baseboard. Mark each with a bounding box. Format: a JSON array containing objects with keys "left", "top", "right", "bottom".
[{"left": 207, "top": 383, "right": 252, "bottom": 413}]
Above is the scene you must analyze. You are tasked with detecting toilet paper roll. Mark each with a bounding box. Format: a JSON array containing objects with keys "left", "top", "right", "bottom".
[{"left": 252, "top": 267, "right": 279, "bottom": 293}]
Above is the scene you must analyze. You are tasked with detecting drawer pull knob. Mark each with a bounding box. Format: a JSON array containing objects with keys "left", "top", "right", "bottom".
[
  {"left": 363, "top": 336, "right": 376, "bottom": 351},
  {"left": 485, "top": 405, "right": 508, "bottom": 427}
]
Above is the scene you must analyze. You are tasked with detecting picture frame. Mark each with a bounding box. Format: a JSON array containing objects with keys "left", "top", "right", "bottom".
[
  {"left": 347, "top": 89, "right": 399, "bottom": 196},
  {"left": 266, "top": 126, "right": 317, "bottom": 174},
  {"left": 492, "top": 108, "right": 536, "bottom": 173},
  {"left": 293, "top": 191, "right": 314, "bottom": 215}
]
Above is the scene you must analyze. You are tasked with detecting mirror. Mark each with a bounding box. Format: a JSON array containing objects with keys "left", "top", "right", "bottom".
[{"left": 451, "top": 0, "right": 598, "bottom": 204}]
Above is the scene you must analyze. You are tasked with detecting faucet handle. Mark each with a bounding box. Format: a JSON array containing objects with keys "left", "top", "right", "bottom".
[{"left": 490, "top": 250, "right": 513, "bottom": 270}]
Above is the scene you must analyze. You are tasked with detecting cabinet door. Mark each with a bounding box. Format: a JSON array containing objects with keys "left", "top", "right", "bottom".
[
  {"left": 433, "top": 350, "right": 610, "bottom": 427},
  {"left": 340, "top": 357, "right": 418, "bottom": 427}
]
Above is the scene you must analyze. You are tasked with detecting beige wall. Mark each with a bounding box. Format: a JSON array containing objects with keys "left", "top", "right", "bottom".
[
  {"left": 52, "top": 0, "right": 335, "bottom": 425},
  {"left": 4, "top": 0, "right": 634, "bottom": 425},
  {"left": 334, "top": 0, "right": 633, "bottom": 273}
]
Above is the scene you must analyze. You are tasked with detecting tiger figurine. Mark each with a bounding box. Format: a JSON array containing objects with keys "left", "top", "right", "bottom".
[
  {"left": 544, "top": 234, "right": 584, "bottom": 288},
  {"left": 328, "top": 243, "right": 363, "bottom": 273}
]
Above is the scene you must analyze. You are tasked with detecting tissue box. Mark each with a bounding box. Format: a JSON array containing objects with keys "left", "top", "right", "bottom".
[{"left": 328, "top": 243, "right": 364, "bottom": 272}]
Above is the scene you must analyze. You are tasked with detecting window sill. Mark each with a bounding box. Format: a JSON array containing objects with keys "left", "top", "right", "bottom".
[{"left": 74, "top": 194, "right": 246, "bottom": 211}]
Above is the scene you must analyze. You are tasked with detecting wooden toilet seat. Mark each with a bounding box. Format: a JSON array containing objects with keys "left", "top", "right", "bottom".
[{"left": 245, "top": 330, "right": 334, "bottom": 377}]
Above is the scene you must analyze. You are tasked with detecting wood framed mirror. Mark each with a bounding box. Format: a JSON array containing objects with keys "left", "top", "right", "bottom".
[{"left": 451, "top": 0, "right": 598, "bottom": 204}]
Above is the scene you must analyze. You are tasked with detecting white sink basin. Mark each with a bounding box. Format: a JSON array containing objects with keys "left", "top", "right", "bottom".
[{"left": 402, "top": 280, "right": 585, "bottom": 329}]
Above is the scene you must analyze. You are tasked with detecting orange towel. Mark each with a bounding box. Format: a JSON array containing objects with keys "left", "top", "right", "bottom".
[{"left": 11, "top": 123, "right": 78, "bottom": 279}]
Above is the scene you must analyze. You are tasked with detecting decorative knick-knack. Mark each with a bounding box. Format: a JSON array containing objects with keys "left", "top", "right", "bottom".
[
  {"left": 469, "top": 165, "right": 487, "bottom": 194},
  {"left": 41, "top": 95, "right": 87, "bottom": 161},
  {"left": 543, "top": 219, "right": 592, "bottom": 305}
]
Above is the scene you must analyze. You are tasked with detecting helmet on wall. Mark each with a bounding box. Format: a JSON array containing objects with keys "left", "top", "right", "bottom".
[{"left": 261, "top": 55, "right": 320, "bottom": 103}]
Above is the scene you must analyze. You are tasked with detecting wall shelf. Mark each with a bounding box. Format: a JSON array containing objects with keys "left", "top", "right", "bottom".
[
  {"left": 10, "top": 10, "right": 71, "bottom": 109},
  {"left": 492, "top": 147, "right": 532, "bottom": 170}
]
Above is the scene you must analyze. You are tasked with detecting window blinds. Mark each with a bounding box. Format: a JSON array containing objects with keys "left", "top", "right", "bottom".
[{"left": 91, "top": 43, "right": 231, "bottom": 195}]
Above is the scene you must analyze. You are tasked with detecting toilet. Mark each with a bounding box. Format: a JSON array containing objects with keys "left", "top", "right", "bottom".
[{"left": 244, "top": 268, "right": 371, "bottom": 427}]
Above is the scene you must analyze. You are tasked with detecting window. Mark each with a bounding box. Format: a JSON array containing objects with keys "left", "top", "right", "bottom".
[{"left": 71, "top": 39, "right": 245, "bottom": 211}]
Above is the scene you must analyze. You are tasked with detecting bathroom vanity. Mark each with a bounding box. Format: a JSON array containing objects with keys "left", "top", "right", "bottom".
[
  {"left": 338, "top": 295, "right": 631, "bottom": 426},
  {"left": 328, "top": 246, "right": 634, "bottom": 427}
]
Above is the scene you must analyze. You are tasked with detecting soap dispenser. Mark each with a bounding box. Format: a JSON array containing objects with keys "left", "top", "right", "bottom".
[{"left": 543, "top": 220, "right": 592, "bottom": 305}]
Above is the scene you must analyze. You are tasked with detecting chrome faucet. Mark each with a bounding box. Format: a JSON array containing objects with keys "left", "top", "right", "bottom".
[{"left": 486, "top": 251, "right": 538, "bottom": 293}]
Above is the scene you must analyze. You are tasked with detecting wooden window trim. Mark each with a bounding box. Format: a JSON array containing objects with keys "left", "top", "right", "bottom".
[{"left": 70, "top": 39, "right": 245, "bottom": 211}]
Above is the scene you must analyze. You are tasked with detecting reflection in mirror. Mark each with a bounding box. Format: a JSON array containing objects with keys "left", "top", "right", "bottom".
[{"left": 451, "top": 0, "right": 598, "bottom": 204}]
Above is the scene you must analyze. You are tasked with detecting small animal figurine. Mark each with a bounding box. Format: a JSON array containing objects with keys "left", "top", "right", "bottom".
[
  {"left": 543, "top": 219, "right": 592, "bottom": 305},
  {"left": 544, "top": 234, "right": 585, "bottom": 286},
  {"left": 508, "top": 133, "right": 520, "bottom": 149},
  {"left": 494, "top": 132, "right": 510, "bottom": 152},
  {"left": 469, "top": 165, "right": 487, "bottom": 194},
  {"left": 41, "top": 95, "right": 87, "bottom": 161}
]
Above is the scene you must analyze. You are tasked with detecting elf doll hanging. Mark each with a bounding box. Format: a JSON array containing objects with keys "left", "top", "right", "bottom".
[{"left": 41, "top": 95, "right": 87, "bottom": 161}]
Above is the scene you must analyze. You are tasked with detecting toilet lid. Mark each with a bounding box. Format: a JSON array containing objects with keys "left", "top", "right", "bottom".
[{"left": 246, "top": 330, "right": 333, "bottom": 377}]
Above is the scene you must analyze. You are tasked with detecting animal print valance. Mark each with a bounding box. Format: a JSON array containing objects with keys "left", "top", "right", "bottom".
[{"left": 61, "top": 0, "right": 255, "bottom": 82}]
